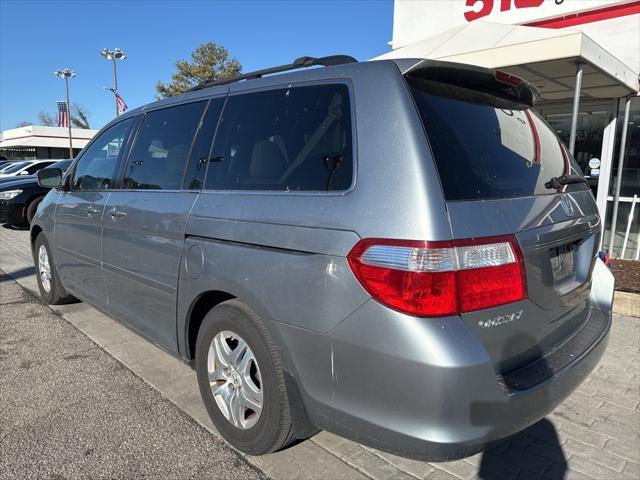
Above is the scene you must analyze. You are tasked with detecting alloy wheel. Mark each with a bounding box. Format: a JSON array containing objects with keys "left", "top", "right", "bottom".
[
  {"left": 207, "top": 330, "right": 263, "bottom": 429},
  {"left": 38, "top": 245, "right": 52, "bottom": 293}
]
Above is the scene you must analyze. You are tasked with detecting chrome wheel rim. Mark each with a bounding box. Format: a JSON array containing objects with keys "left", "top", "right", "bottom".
[
  {"left": 207, "top": 330, "right": 263, "bottom": 430},
  {"left": 38, "top": 245, "right": 52, "bottom": 293}
]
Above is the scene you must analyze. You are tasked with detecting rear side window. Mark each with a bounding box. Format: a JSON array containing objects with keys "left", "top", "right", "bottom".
[
  {"left": 408, "top": 78, "right": 587, "bottom": 201},
  {"left": 206, "top": 84, "right": 353, "bottom": 192},
  {"left": 124, "top": 101, "right": 206, "bottom": 190}
]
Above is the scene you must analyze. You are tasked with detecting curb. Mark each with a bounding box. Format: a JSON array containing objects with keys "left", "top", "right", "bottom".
[{"left": 613, "top": 291, "right": 640, "bottom": 318}]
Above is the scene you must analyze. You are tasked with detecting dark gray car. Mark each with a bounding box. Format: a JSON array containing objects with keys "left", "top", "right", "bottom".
[{"left": 31, "top": 56, "right": 614, "bottom": 460}]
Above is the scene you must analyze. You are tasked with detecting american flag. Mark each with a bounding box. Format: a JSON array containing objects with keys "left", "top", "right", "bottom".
[
  {"left": 57, "top": 101, "right": 69, "bottom": 128},
  {"left": 106, "top": 87, "right": 128, "bottom": 114}
]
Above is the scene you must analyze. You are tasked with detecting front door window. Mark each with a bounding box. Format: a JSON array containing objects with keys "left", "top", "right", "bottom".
[{"left": 71, "top": 118, "right": 135, "bottom": 191}]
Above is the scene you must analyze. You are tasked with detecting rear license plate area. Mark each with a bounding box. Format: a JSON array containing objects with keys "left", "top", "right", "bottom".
[{"left": 551, "top": 244, "right": 574, "bottom": 284}]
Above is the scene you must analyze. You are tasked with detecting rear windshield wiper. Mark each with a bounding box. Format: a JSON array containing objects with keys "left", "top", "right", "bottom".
[{"left": 545, "top": 175, "right": 588, "bottom": 190}]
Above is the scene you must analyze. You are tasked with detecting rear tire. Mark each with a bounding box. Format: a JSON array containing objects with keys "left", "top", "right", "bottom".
[
  {"left": 195, "top": 300, "right": 295, "bottom": 455},
  {"left": 34, "top": 233, "right": 75, "bottom": 305},
  {"left": 26, "top": 197, "right": 44, "bottom": 225}
]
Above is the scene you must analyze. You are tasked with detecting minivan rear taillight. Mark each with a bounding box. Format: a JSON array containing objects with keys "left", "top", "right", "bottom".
[{"left": 347, "top": 235, "right": 527, "bottom": 317}]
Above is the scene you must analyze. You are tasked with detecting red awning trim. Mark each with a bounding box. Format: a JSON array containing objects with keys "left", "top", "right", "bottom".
[{"left": 524, "top": 1, "right": 640, "bottom": 29}]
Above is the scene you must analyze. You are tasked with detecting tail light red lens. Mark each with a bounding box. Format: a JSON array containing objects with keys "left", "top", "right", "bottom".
[{"left": 347, "top": 235, "right": 527, "bottom": 317}]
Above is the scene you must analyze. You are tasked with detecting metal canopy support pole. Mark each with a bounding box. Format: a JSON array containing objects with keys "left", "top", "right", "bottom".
[
  {"left": 569, "top": 62, "right": 584, "bottom": 156},
  {"left": 608, "top": 96, "right": 632, "bottom": 255},
  {"left": 621, "top": 194, "right": 637, "bottom": 259}
]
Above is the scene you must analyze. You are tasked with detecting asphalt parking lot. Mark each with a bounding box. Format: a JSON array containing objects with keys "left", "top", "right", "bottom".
[
  {"left": 1, "top": 225, "right": 639, "bottom": 480},
  {"left": 0, "top": 271, "right": 267, "bottom": 480}
]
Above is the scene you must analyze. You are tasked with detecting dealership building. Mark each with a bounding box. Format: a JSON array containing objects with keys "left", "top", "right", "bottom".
[
  {"left": 379, "top": 0, "right": 639, "bottom": 260},
  {"left": 0, "top": 125, "right": 97, "bottom": 161}
]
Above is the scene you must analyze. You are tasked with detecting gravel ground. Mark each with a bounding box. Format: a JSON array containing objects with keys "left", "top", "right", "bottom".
[
  {"left": 0, "top": 271, "right": 268, "bottom": 480},
  {"left": 609, "top": 259, "right": 640, "bottom": 293}
]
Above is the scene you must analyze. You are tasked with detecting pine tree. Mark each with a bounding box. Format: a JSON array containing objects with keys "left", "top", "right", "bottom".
[{"left": 156, "top": 42, "right": 241, "bottom": 98}]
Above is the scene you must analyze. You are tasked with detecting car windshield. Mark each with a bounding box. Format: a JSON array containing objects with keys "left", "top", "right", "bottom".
[{"left": 1, "top": 162, "right": 30, "bottom": 174}]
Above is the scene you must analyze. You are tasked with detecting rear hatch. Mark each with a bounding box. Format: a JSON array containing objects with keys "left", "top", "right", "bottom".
[{"left": 405, "top": 63, "right": 601, "bottom": 374}]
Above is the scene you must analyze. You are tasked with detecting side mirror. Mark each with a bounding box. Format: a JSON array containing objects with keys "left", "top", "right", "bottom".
[
  {"left": 19, "top": 170, "right": 30, "bottom": 175},
  {"left": 37, "top": 168, "right": 63, "bottom": 188}
]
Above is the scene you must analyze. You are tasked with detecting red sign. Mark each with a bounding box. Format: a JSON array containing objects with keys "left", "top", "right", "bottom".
[{"left": 465, "top": 0, "right": 546, "bottom": 22}]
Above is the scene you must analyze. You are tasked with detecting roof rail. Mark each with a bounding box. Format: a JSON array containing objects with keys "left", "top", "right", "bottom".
[{"left": 188, "top": 55, "right": 358, "bottom": 92}]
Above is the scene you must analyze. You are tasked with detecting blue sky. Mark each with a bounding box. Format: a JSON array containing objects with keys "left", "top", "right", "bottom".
[{"left": 0, "top": 0, "right": 393, "bottom": 131}]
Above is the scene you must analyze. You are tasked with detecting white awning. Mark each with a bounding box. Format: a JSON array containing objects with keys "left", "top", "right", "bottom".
[
  {"left": 0, "top": 125, "right": 97, "bottom": 150},
  {"left": 374, "top": 22, "right": 639, "bottom": 100},
  {"left": 0, "top": 136, "right": 92, "bottom": 149}
]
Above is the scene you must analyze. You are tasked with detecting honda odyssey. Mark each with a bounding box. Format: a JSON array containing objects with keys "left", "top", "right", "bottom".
[{"left": 31, "top": 55, "right": 614, "bottom": 460}]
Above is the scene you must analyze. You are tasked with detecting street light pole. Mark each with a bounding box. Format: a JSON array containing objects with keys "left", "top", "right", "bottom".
[
  {"left": 64, "top": 76, "right": 72, "bottom": 159},
  {"left": 101, "top": 48, "right": 126, "bottom": 117},
  {"left": 112, "top": 58, "right": 119, "bottom": 117},
  {"left": 54, "top": 68, "right": 76, "bottom": 159}
]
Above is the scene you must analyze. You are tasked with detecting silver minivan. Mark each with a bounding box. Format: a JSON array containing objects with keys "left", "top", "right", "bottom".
[{"left": 32, "top": 56, "right": 614, "bottom": 460}]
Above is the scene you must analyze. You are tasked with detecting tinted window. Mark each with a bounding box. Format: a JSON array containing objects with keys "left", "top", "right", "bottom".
[
  {"left": 124, "top": 102, "right": 206, "bottom": 190},
  {"left": 183, "top": 99, "right": 224, "bottom": 190},
  {"left": 206, "top": 84, "right": 353, "bottom": 191},
  {"left": 25, "top": 161, "right": 55, "bottom": 174},
  {"left": 71, "top": 118, "right": 135, "bottom": 191},
  {"left": 1, "top": 162, "right": 30, "bottom": 174},
  {"left": 409, "top": 78, "right": 587, "bottom": 200}
]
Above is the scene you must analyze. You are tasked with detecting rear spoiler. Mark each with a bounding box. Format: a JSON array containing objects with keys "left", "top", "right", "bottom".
[{"left": 395, "top": 59, "right": 540, "bottom": 107}]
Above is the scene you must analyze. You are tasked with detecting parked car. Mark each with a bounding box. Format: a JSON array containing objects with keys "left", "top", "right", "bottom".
[
  {"left": 31, "top": 56, "right": 614, "bottom": 461},
  {"left": 0, "top": 160, "right": 72, "bottom": 227},
  {"left": 0, "top": 161, "right": 28, "bottom": 173},
  {"left": 0, "top": 159, "right": 58, "bottom": 180}
]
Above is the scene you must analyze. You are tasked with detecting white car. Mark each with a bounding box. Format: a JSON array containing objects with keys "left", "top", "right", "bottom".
[
  {"left": 0, "top": 160, "right": 58, "bottom": 178},
  {"left": 0, "top": 161, "right": 29, "bottom": 173}
]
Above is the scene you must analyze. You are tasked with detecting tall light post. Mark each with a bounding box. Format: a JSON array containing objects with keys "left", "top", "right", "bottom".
[
  {"left": 54, "top": 68, "right": 76, "bottom": 159},
  {"left": 100, "top": 48, "right": 126, "bottom": 117}
]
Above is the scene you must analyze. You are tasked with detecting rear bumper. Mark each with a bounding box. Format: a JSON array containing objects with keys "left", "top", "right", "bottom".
[{"left": 275, "top": 260, "right": 614, "bottom": 461}]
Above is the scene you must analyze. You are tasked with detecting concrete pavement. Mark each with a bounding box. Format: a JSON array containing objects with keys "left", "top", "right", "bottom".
[
  {"left": 1, "top": 225, "right": 638, "bottom": 479},
  {"left": 0, "top": 271, "right": 267, "bottom": 480}
]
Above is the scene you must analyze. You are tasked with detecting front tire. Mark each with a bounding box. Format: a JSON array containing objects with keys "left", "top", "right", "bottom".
[
  {"left": 34, "top": 233, "right": 74, "bottom": 305},
  {"left": 195, "top": 300, "right": 295, "bottom": 455},
  {"left": 26, "top": 197, "right": 44, "bottom": 225}
]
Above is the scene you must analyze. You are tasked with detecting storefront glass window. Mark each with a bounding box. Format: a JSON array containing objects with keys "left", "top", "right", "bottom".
[
  {"left": 605, "top": 97, "right": 640, "bottom": 259},
  {"left": 545, "top": 109, "right": 609, "bottom": 198},
  {"left": 609, "top": 97, "right": 640, "bottom": 198}
]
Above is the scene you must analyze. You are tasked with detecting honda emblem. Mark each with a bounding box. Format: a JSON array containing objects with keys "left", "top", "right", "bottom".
[{"left": 560, "top": 196, "right": 574, "bottom": 216}]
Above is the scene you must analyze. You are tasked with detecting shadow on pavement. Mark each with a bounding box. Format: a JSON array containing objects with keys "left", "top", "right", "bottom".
[
  {"left": 474, "top": 335, "right": 568, "bottom": 479},
  {"left": 0, "top": 266, "right": 35, "bottom": 282},
  {"left": 478, "top": 419, "right": 566, "bottom": 479},
  {"left": 2, "top": 224, "right": 29, "bottom": 231}
]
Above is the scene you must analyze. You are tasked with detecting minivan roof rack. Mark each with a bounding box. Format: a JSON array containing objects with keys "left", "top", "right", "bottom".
[{"left": 188, "top": 55, "right": 358, "bottom": 92}]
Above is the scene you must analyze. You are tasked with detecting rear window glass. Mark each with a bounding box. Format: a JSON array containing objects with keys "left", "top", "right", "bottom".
[{"left": 408, "top": 78, "right": 587, "bottom": 201}]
